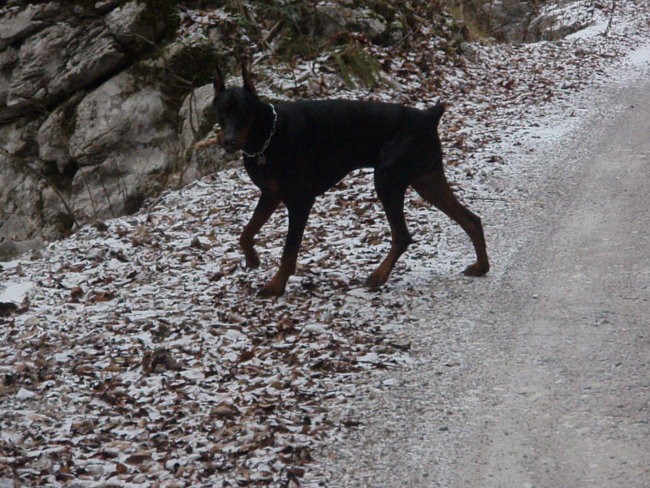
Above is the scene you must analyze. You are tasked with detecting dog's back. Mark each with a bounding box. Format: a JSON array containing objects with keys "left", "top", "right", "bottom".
[{"left": 272, "top": 99, "right": 443, "bottom": 174}]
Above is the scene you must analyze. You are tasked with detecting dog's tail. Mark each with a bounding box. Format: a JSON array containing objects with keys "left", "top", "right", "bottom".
[{"left": 428, "top": 100, "right": 446, "bottom": 128}]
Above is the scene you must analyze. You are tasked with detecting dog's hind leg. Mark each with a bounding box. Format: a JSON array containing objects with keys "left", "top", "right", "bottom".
[
  {"left": 240, "top": 193, "right": 280, "bottom": 269},
  {"left": 411, "top": 167, "right": 490, "bottom": 276},
  {"left": 366, "top": 172, "right": 413, "bottom": 289}
]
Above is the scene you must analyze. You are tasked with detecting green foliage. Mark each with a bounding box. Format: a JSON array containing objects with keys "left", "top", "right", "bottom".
[
  {"left": 143, "top": 0, "right": 181, "bottom": 42},
  {"left": 276, "top": 32, "right": 321, "bottom": 61},
  {"left": 441, "top": 0, "right": 491, "bottom": 41},
  {"left": 167, "top": 41, "right": 219, "bottom": 88},
  {"left": 332, "top": 45, "right": 382, "bottom": 89}
]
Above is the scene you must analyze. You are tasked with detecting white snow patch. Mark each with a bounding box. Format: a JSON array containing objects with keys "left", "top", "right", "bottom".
[
  {"left": 53, "top": 352, "right": 71, "bottom": 363},
  {"left": 0, "top": 281, "right": 33, "bottom": 304},
  {"left": 15, "top": 388, "right": 36, "bottom": 400},
  {"left": 566, "top": 19, "right": 608, "bottom": 40},
  {"left": 627, "top": 42, "right": 650, "bottom": 67}
]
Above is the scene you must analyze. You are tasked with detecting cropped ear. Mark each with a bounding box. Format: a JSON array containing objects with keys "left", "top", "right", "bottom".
[
  {"left": 241, "top": 61, "right": 257, "bottom": 97},
  {"left": 213, "top": 67, "right": 225, "bottom": 96}
]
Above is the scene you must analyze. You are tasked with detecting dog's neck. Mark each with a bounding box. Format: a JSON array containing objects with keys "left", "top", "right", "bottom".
[{"left": 243, "top": 102, "right": 276, "bottom": 157}]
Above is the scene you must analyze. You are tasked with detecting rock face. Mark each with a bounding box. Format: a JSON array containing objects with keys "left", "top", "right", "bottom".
[
  {"left": 315, "top": 3, "right": 389, "bottom": 41},
  {"left": 485, "top": 0, "right": 594, "bottom": 43},
  {"left": 0, "top": 1, "right": 223, "bottom": 242}
]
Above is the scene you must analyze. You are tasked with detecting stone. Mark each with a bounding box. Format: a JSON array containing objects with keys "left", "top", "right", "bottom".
[
  {"left": 0, "top": 1, "right": 189, "bottom": 240},
  {"left": 484, "top": 0, "right": 591, "bottom": 43},
  {"left": 95, "top": 0, "right": 127, "bottom": 13},
  {"left": 483, "top": 0, "right": 535, "bottom": 43},
  {"left": 353, "top": 8, "right": 388, "bottom": 41},
  {"left": 179, "top": 83, "right": 225, "bottom": 183},
  {"left": 0, "top": 1, "right": 175, "bottom": 122},
  {"left": 105, "top": 0, "right": 154, "bottom": 46},
  {"left": 37, "top": 94, "right": 82, "bottom": 174},
  {"left": 315, "top": 2, "right": 349, "bottom": 38},
  {"left": 0, "top": 46, "right": 18, "bottom": 107},
  {"left": 3, "top": 19, "right": 126, "bottom": 119},
  {"left": 70, "top": 145, "right": 171, "bottom": 222},
  {"left": 529, "top": 1, "right": 594, "bottom": 41},
  {"left": 68, "top": 69, "right": 179, "bottom": 221},
  {"left": 69, "top": 71, "right": 157, "bottom": 165},
  {"left": 0, "top": 237, "right": 45, "bottom": 261},
  {"left": 179, "top": 83, "right": 215, "bottom": 154},
  {"left": 0, "top": 167, "right": 43, "bottom": 241},
  {"left": 0, "top": 2, "right": 59, "bottom": 49},
  {"left": 315, "top": 3, "right": 388, "bottom": 42},
  {"left": 40, "top": 185, "right": 74, "bottom": 237},
  {"left": 0, "top": 117, "right": 75, "bottom": 240}
]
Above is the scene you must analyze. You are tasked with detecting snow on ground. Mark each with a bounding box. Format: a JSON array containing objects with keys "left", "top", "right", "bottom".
[{"left": 1, "top": 1, "right": 648, "bottom": 486}]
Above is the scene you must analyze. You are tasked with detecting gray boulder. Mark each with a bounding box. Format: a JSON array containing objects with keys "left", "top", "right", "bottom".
[
  {"left": 68, "top": 69, "right": 179, "bottom": 221},
  {"left": 484, "top": 0, "right": 536, "bottom": 43},
  {"left": 0, "top": 237, "right": 45, "bottom": 261},
  {"left": 529, "top": 1, "right": 594, "bottom": 41},
  {"left": 5, "top": 20, "right": 125, "bottom": 119},
  {"left": 485, "top": 0, "right": 594, "bottom": 43},
  {"left": 0, "top": 0, "right": 175, "bottom": 123},
  {"left": 353, "top": 8, "right": 388, "bottom": 40},
  {"left": 315, "top": 2, "right": 388, "bottom": 41},
  {"left": 106, "top": 0, "right": 158, "bottom": 46},
  {"left": 0, "top": 46, "right": 18, "bottom": 107},
  {"left": 0, "top": 161, "right": 45, "bottom": 241},
  {"left": 0, "top": 1, "right": 221, "bottom": 241},
  {"left": 178, "top": 83, "right": 222, "bottom": 182},
  {"left": 0, "top": 2, "right": 59, "bottom": 49},
  {"left": 37, "top": 94, "right": 81, "bottom": 174},
  {"left": 0, "top": 116, "right": 74, "bottom": 240}
]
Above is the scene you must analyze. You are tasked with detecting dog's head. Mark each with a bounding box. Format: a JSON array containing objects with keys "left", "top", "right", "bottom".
[{"left": 210, "top": 63, "right": 259, "bottom": 153}]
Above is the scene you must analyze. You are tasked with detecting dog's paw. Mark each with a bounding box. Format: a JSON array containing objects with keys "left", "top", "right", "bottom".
[
  {"left": 257, "top": 281, "right": 285, "bottom": 298},
  {"left": 365, "top": 272, "right": 387, "bottom": 290},
  {"left": 463, "top": 262, "right": 490, "bottom": 277}
]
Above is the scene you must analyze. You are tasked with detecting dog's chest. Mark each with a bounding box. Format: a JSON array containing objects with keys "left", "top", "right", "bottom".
[{"left": 244, "top": 157, "right": 280, "bottom": 195}]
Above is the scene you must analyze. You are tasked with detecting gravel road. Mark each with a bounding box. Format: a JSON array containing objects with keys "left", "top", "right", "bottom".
[{"left": 319, "top": 64, "right": 649, "bottom": 487}]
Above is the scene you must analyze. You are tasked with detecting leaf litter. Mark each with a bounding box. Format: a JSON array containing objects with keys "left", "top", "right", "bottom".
[{"left": 1, "top": 1, "right": 648, "bottom": 486}]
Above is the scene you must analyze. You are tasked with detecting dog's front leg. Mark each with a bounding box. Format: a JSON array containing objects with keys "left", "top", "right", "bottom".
[
  {"left": 258, "top": 200, "right": 313, "bottom": 298},
  {"left": 240, "top": 193, "right": 280, "bottom": 268}
]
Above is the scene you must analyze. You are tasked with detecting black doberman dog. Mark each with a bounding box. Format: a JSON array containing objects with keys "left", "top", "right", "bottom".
[{"left": 210, "top": 65, "right": 489, "bottom": 297}]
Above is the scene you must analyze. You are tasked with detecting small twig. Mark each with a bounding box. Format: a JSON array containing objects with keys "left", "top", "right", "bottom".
[
  {"left": 261, "top": 20, "right": 283, "bottom": 46},
  {"left": 0, "top": 147, "right": 79, "bottom": 229},
  {"left": 74, "top": 165, "right": 100, "bottom": 220},
  {"left": 99, "top": 165, "right": 117, "bottom": 219},
  {"left": 194, "top": 133, "right": 222, "bottom": 151},
  {"left": 603, "top": 0, "right": 616, "bottom": 37},
  {"left": 252, "top": 52, "right": 270, "bottom": 67}
]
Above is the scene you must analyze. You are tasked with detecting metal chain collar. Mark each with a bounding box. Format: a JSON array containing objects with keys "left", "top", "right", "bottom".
[{"left": 243, "top": 104, "right": 277, "bottom": 165}]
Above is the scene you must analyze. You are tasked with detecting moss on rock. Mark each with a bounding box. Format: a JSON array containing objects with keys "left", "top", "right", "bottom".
[{"left": 143, "top": 0, "right": 180, "bottom": 43}]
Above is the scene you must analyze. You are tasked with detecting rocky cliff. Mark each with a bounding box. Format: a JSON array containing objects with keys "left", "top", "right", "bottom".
[{"left": 0, "top": 0, "right": 221, "bottom": 243}]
